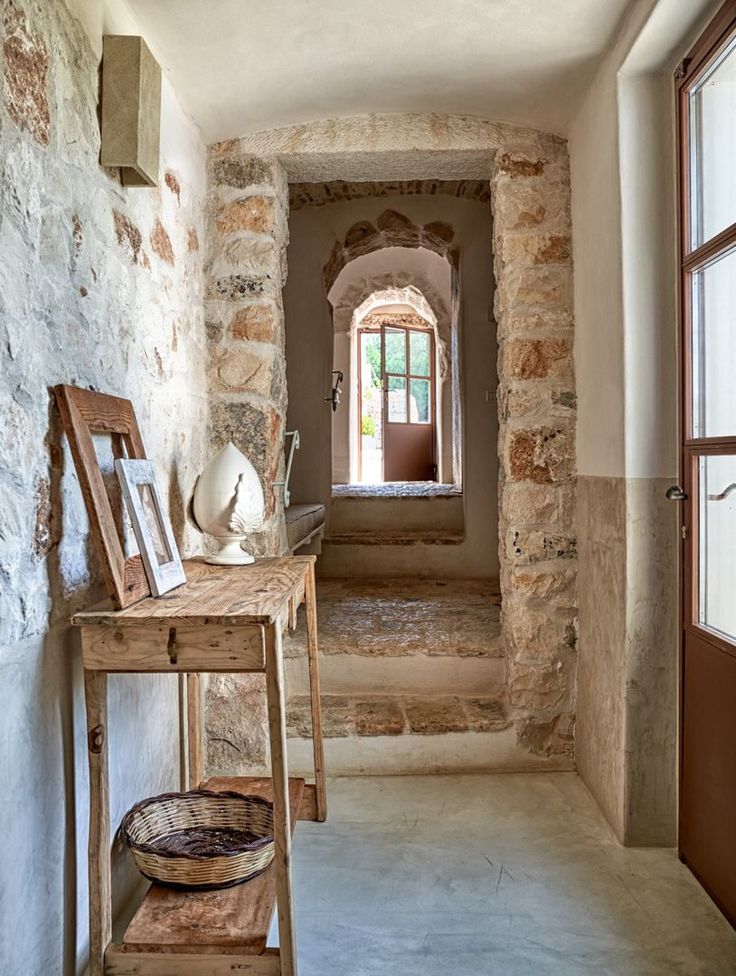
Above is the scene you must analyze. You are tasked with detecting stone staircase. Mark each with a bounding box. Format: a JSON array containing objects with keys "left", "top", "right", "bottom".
[{"left": 282, "top": 578, "right": 551, "bottom": 775}]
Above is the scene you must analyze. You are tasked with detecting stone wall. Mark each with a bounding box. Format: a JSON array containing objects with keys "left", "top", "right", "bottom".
[
  {"left": 324, "top": 207, "right": 455, "bottom": 292},
  {"left": 290, "top": 178, "right": 490, "bottom": 210},
  {"left": 204, "top": 121, "right": 576, "bottom": 767},
  {"left": 203, "top": 147, "right": 291, "bottom": 770},
  {"left": 492, "top": 148, "right": 576, "bottom": 759},
  {"left": 0, "top": 2, "right": 207, "bottom": 973},
  {"left": 205, "top": 148, "right": 290, "bottom": 556}
]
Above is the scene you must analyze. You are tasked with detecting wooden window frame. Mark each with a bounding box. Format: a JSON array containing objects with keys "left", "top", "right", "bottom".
[{"left": 677, "top": 1, "right": 736, "bottom": 650}]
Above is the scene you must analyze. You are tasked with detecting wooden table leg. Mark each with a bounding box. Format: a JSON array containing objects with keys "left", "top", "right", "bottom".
[
  {"left": 84, "top": 669, "right": 111, "bottom": 976},
  {"left": 305, "top": 563, "right": 327, "bottom": 822},
  {"left": 265, "top": 623, "right": 297, "bottom": 976},
  {"left": 186, "top": 673, "right": 203, "bottom": 788}
]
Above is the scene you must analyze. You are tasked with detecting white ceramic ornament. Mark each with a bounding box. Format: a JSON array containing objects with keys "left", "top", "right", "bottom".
[{"left": 192, "top": 443, "right": 265, "bottom": 565}]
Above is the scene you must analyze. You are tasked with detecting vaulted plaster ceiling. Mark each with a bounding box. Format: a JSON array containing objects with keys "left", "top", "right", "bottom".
[{"left": 123, "top": 0, "right": 634, "bottom": 141}]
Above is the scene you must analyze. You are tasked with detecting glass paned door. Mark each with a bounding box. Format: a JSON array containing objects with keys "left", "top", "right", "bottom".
[
  {"left": 381, "top": 323, "right": 436, "bottom": 483},
  {"left": 678, "top": 6, "right": 736, "bottom": 927},
  {"left": 357, "top": 324, "right": 437, "bottom": 483}
]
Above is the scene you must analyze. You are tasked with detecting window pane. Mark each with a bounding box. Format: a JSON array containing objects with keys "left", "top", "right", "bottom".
[
  {"left": 409, "top": 379, "right": 431, "bottom": 423},
  {"left": 359, "top": 332, "right": 383, "bottom": 482},
  {"left": 409, "top": 330, "right": 431, "bottom": 377},
  {"left": 690, "top": 35, "right": 736, "bottom": 248},
  {"left": 691, "top": 247, "right": 736, "bottom": 437},
  {"left": 384, "top": 328, "right": 406, "bottom": 374},
  {"left": 698, "top": 454, "right": 736, "bottom": 641},
  {"left": 387, "top": 376, "right": 407, "bottom": 422},
  {"left": 360, "top": 332, "right": 382, "bottom": 389}
]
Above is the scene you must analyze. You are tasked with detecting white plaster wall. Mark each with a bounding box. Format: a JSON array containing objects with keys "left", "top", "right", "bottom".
[
  {"left": 283, "top": 193, "right": 498, "bottom": 577},
  {"left": 0, "top": 2, "right": 207, "bottom": 973},
  {"left": 569, "top": 0, "right": 721, "bottom": 843}
]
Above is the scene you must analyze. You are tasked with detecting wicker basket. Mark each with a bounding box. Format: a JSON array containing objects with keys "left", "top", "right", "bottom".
[{"left": 121, "top": 790, "right": 274, "bottom": 891}]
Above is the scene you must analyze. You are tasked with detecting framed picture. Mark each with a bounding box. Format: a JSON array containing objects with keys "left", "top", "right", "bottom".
[{"left": 114, "top": 458, "right": 187, "bottom": 597}]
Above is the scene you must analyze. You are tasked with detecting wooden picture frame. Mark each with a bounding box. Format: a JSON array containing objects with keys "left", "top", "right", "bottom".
[
  {"left": 54, "top": 384, "right": 151, "bottom": 609},
  {"left": 114, "top": 459, "right": 186, "bottom": 596}
]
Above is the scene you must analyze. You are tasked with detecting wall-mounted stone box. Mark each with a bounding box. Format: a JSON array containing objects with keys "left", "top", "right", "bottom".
[{"left": 100, "top": 35, "right": 161, "bottom": 187}]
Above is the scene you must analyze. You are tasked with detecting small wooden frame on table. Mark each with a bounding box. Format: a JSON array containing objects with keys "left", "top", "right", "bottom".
[
  {"left": 114, "top": 458, "right": 186, "bottom": 596},
  {"left": 73, "top": 556, "right": 327, "bottom": 976}
]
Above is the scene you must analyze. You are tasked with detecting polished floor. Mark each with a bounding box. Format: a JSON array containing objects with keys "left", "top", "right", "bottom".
[{"left": 273, "top": 774, "right": 736, "bottom": 975}]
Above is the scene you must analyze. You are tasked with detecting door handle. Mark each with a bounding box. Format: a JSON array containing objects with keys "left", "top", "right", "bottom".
[
  {"left": 707, "top": 481, "right": 736, "bottom": 501},
  {"left": 324, "top": 370, "right": 344, "bottom": 412},
  {"left": 666, "top": 485, "right": 688, "bottom": 501}
]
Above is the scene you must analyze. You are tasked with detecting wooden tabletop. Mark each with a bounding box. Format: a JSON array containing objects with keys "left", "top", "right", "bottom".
[{"left": 73, "top": 556, "right": 315, "bottom": 628}]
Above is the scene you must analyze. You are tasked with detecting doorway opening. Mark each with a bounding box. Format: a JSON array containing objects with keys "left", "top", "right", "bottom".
[
  {"left": 357, "top": 311, "right": 437, "bottom": 483},
  {"left": 328, "top": 244, "right": 461, "bottom": 494}
]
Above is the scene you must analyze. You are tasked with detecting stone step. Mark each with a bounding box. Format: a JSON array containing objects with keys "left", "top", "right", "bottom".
[
  {"left": 286, "top": 693, "right": 510, "bottom": 739},
  {"left": 285, "top": 653, "right": 505, "bottom": 697},
  {"left": 316, "top": 543, "right": 492, "bottom": 578},
  {"left": 324, "top": 530, "right": 464, "bottom": 546},
  {"left": 282, "top": 693, "right": 558, "bottom": 776},
  {"left": 283, "top": 578, "right": 502, "bottom": 659},
  {"left": 329, "top": 492, "right": 464, "bottom": 536}
]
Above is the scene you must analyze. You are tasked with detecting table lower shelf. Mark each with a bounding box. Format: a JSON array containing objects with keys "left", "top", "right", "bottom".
[{"left": 111, "top": 776, "right": 314, "bottom": 971}]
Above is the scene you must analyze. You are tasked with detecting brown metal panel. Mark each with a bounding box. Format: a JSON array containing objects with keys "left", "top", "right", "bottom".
[
  {"left": 383, "top": 423, "right": 435, "bottom": 481},
  {"left": 680, "top": 632, "right": 736, "bottom": 925}
]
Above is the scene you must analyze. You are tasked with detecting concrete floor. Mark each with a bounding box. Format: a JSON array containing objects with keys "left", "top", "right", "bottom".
[{"left": 273, "top": 773, "right": 736, "bottom": 975}]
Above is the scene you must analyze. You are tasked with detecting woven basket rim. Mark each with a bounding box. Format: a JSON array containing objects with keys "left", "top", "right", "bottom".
[{"left": 121, "top": 789, "right": 273, "bottom": 862}]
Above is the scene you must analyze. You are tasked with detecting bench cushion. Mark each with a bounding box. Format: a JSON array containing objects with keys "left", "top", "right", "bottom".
[{"left": 285, "top": 503, "right": 326, "bottom": 550}]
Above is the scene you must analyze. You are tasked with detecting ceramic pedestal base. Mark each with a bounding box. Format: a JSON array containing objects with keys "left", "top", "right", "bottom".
[{"left": 205, "top": 538, "right": 256, "bottom": 565}]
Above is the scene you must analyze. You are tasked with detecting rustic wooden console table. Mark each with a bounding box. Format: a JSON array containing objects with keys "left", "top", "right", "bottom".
[{"left": 73, "top": 555, "right": 326, "bottom": 976}]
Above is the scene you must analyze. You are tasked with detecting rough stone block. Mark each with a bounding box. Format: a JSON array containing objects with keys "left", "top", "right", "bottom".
[
  {"left": 505, "top": 338, "right": 572, "bottom": 380},
  {"left": 3, "top": 1, "right": 50, "bottom": 146},
  {"left": 221, "top": 236, "right": 279, "bottom": 276},
  {"left": 497, "top": 265, "right": 573, "bottom": 312},
  {"left": 209, "top": 345, "right": 275, "bottom": 397},
  {"left": 517, "top": 712, "right": 575, "bottom": 759},
  {"left": 505, "top": 527, "right": 577, "bottom": 565},
  {"left": 496, "top": 152, "right": 547, "bottom": 178},
  {"left": 501, "top": 483, "right": 575, "bottom": 525},
  {"left": 505, "top": 426, "right": 575, "bottom": 484},
  {"left": 210, "top": 273, "right": 274, "bottom": 300},
  {"left": 206, "top": 674, "right": 268, "bottom": 771},
  {"left": 500, "top": 233, "right": 571, "bottom": 266},
  {"left": 150, "top": 217, "right": 174, "bottom": 265},
  {"left": 512, "top": 566, "right": 576, "bottom": 601},
  {"left": 502, "top": 309, "right": 574, "bottom": 336},
  {"left": 404, "top": 696, "right": 469, "bottom": 734},
  {"left": 462, "top": 697, "right": 510, "bottom": 732},
  {"left": 508, "top": 661, "right": 567, "bottom": 710},
  {"left": 505, "top": 604, "right": 577, "bottom": 662},
  {"left": 211, "top": 155, "right": 281, "bottom": 190},
  {"left": 355, "top": 697, "right": 406, "bottom": 735},
  {"left": 216, "top": 196, "right": 275, "bottom": 235},
  {"left": 230, "top": 303, "right": 277, "bottom": 343}
]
